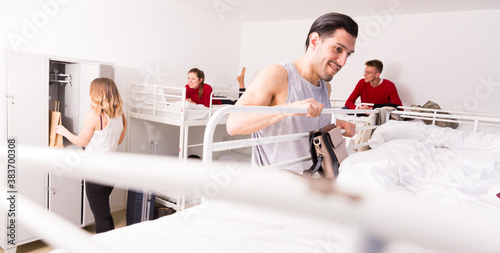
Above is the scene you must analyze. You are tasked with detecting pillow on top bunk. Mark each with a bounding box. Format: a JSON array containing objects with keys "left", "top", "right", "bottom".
[{"left": 212, "top": 83, "right": 240, "bottom": 99}]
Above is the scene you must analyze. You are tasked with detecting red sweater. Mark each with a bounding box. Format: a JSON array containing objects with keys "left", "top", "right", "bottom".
[
  {"left": 345, "top": 79, "right": 402, "bottom": 109},
  {"left": 185, "top": 84, "right": 221, "bottom": 108}
]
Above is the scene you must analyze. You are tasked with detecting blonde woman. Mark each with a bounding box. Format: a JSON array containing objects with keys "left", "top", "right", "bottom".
[{"left": 55, "top": 77, "right": 127, "bottom": 233}]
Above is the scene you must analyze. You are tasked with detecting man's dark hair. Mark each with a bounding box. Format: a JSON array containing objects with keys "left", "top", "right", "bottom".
[
  {"left": 365, "top": 59, "right": 383, "bottom": 73},
  {"left": 305, "top": 12, "right": 358, "bottom": 49}
]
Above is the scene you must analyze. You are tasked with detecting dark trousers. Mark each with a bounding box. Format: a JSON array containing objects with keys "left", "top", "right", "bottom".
[{"left": 86, "top": 181, "right": 115, "bottom": 233}]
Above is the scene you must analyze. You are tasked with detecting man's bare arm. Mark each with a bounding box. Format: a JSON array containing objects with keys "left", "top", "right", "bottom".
[{"left": 227, "top": 64, "right": 325, "bottom": 135}]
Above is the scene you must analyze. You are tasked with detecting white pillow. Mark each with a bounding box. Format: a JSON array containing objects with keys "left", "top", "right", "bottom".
[{"left": 212, "top": 83, "right": 239, "bottom": 99}]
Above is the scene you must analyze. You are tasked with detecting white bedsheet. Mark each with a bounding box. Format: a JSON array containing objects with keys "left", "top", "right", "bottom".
[
  {"left": 338, "top": 121, "right": 500, "bottom": 215},
  {"left": 51, "top": 198, "right": 453, "bottom": 253},
  {"left": 58, "top": 200, "right": 357, "bottom": 253},
  {"left": 48, "top": 120, "right": 500, "bottom": 253},
  {"left": 156, "top": 101, "right": 209, "bottom": 120}
]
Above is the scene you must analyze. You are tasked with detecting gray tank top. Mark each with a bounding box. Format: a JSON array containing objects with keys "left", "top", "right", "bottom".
[{"left": 251, "top": 61, "right": 332, "bottom": 174}]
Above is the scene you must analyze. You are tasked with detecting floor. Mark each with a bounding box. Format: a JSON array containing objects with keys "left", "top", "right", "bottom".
[{"left": 1, "top": 209, "right": 126, "bottom": 253}]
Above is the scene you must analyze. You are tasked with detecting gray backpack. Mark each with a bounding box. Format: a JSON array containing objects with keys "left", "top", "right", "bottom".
[{"left": 411, "top": 101, "right": 459, "bottom": 129}]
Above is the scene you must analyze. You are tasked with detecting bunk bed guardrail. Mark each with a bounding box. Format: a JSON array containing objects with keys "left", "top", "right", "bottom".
[
  {"left": 3, "top": 107, "right": 500, "bottom": 253},
  {"left": 2, "top": 123, "right": 500, "bottom": 253},
  {"left": 202, "top": 106, "right": 377, "bottom": 166}
]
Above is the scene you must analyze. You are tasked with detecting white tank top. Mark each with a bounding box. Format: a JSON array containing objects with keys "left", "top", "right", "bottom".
[
  {"left": 86, "top": 113, "right": 123, "bottom": 153},
  {"left": 251, "top": 61, "right": 332, "bottom": 174}
]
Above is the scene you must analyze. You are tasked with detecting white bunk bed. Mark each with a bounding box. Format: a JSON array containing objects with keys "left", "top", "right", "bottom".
[
  {"left": 127, "top": 83, "right": 241, "bottom": 211},
  {"left": 3, "top": 107, "right": 500, "bottom": 253},
  {"left": 127, "top": 83, "right": 239, "bottom": 159},
  {"left": 330, "top": 99, "right": 347, "bottom": 109}
]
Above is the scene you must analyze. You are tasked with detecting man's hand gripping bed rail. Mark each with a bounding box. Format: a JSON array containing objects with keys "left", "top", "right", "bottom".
[{"left": 202, "top": 106, "right": 376, "bottom": 165}]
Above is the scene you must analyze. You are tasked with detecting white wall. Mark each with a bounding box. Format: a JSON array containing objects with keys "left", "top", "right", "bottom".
[
  {"left": 1, "top": 0, "right": 243, "bottom": 214},
  {"left": 239, "top": 9, "right": 500, "bottom": 114},
  {"left": 1, "top": 0, "right": 242, "bottom": 86},
  {"left": 1, "top": 0, "right": 243, "bottom": 156}
]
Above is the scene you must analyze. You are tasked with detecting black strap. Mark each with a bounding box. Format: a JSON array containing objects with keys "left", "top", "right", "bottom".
[
  {"left": 100, "top": 116, "right": 103, "bottom": 130},
  {"left": 305, "top": 153, "right": 323, "bottom": 176}
]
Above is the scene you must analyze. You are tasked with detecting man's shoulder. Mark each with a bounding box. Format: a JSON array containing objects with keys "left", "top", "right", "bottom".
[
  {"left": 257, "top": 64, "right": 288, "bottom": 83},
  {"left": 275, "top": 61, "right": 292, "bottom": 69},
  {"left": 244, "top": 64, "right": 289, "bottom": 106},
  {"left": 267, "top": 63, "right": 288, "bottom": 73},
  {"left": 382, "top": 79, "right": 395, "bottom": 86},
  {"left": 357, "top": 79, "right": 367, "bottom": 85}
]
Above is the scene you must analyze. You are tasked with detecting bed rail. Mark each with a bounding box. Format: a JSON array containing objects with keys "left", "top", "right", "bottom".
[
  {"left": 3, "top": 146, "right": 500, "bottom": 253},
  {"left": 5, "top": 107, "right": 500, "bottom": 253},
  {"left": 202, "top": 106, "right": 378, "bottom": 168},
  {"left": 128, "top": 83, "right": 227, "bottom": 125},
  {"left": 330, "top": 99, "right": 347, "bottom": 109},
  {"left": 392, "top": 106, "right": 500, "bottom": 132},
  {"left": 128, "top": 83, "right": 235, "bottom": 161},
  {"left": 0, "top": 187, "right": 115, "bottom": 253}
]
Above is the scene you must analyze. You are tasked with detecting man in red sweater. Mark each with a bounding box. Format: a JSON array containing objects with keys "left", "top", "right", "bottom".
[{"left": 344, "top": 59, "right": 402, "bottom": 110}]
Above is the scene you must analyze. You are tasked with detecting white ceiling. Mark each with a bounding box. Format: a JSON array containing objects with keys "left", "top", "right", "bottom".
[{"left": 173, "top": 0, "right": 500, "bottom": 22}]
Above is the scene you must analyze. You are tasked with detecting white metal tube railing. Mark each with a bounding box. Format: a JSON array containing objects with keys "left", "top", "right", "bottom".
[
  {"left": 3, "top": 146, "right": 500, "bottom": 253},
  {"left": 1, "top": 188, "right": 115, "bottom": 253},
  {"left": 397, "top": 106, "right": 500, "bottom": 118},
  {"left": 391, "top": 109, "right": 500, "bottom": 123},
  {"left": 390, "top": 109, "right": 500, "bottom": 132},
  {"left": 202, "top": 106, "right": 377, "bottom": 164}
]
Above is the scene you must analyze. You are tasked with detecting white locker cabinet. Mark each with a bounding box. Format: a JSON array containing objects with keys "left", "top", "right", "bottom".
[
  {"left": 1, "top": 51, "right": 117, "bottom": 253},
  {"left": 5, "top": 52, "right": 48, "bottom": 250}
]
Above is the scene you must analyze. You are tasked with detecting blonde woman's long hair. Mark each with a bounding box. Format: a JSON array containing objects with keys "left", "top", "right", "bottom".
[{"left": 89, "top": 77, "right": 123, "bottom": 118}]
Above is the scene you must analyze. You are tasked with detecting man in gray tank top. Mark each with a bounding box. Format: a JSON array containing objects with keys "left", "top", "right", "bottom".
[{"left": 227, "top": 13, "right": 358, "bottom": 174}]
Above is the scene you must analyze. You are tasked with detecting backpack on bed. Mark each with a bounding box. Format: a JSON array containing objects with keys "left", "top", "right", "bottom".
[{"left": 411, "top": 100, "right": 459, "bottom": 129}]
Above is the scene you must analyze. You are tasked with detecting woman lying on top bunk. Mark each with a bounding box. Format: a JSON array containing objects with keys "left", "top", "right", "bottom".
[{"left": 185, "top": 67, "right": 246, "bottom": 107}]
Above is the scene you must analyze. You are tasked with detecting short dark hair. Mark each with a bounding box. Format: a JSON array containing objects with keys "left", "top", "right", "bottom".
[
  {"left": 305, "top": 12, "right": 358, "bottom": 49},
  {"left": 365, "top": 59, "right": 383, "bottom": 73}
]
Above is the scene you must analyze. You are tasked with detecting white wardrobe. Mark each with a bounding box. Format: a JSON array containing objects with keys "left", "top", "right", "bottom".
[{"left": 0, "top": 50, "right": 120, "bottom": 253}]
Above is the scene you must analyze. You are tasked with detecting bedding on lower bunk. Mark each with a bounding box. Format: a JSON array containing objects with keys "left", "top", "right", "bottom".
[
  {"left": 51, "top": 198, "right": 448, "bottom": 253},
  {"left": 51, "top": 200, "right": 356, "bottom": 253},
  {"left": 337, "top": 121, "right": 500, "bottom": 215},
  {"left": 46, "top": 119, "right": 500, "bottom": 253}
]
